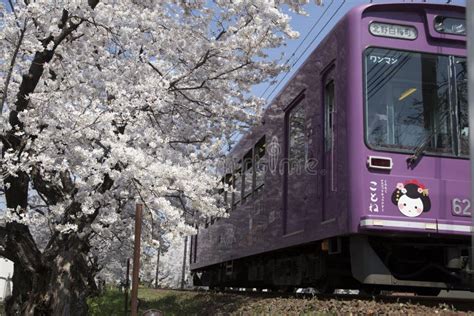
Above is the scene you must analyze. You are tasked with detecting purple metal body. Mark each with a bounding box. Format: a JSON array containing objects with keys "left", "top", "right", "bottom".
[{"left": 191, "top": 3, "right": 468, "bottom": 273}]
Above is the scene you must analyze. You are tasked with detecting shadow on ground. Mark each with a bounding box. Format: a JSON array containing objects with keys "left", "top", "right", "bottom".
[
  {"left": 139, "top": 289, "right": 253, "bottom": 315},
  {"left": 88, "top": 288, "right": 254, "bottom": 316}
]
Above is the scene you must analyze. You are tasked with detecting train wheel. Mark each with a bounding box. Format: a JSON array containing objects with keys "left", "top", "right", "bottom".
[{"left": 415, "top": 288, "right": 441, "bottom": 296}]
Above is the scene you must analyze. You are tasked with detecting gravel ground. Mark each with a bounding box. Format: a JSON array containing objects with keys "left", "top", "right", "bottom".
[
  {"left": 232, "top": 296, "right": 473, "bottom": 315},
  {"left": 89, "top": 288, "right": 474, "bottom": 315}
]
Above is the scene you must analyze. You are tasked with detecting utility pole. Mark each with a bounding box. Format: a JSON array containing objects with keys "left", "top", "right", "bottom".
[
  {"left": 131, "top": 204, "right": 143, "bottom": 316},
  {"left": 468, "top": 0, "right": 474, "bottom": 272}
]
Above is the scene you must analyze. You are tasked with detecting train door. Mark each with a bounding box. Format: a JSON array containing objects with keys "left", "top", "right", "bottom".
[
  {"left": 284, "top": 93, "right": 308, "bottom": 235},
  {"left": 322, "top": 67, "right": 337, "bottom": 222}
]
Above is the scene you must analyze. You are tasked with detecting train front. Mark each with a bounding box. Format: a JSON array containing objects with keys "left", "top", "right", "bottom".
[{"left": 347, "top": 3, "right": 472, "bottom": 292}]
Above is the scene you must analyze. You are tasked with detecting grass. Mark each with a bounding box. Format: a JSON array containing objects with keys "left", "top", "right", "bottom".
[
  {"left": 88, "top": 288, "right": 126, "bottom": 316},
  {"left": 87, "top": 288, "right": 252, "bottom": 316}
]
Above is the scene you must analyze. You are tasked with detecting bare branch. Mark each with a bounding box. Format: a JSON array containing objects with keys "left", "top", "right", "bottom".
[{"left": 147, "top": 61, "right": 163, "bottom": 77}]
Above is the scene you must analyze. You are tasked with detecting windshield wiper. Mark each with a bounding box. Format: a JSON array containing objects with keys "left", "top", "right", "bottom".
[
  {"left": 406, "top": 107, "right": 451, "bottom": 168},
  {"left": 406, "top": 133, "right": 435, "bottom": 168}
]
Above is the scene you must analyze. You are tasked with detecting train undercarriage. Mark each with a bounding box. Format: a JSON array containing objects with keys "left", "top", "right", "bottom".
[{"left": 192, "top": 235, "right": 474, "bottom": 295}]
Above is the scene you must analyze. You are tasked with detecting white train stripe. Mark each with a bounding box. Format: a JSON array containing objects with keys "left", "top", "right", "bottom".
[
  {"left": 360, "top": 219, "right": 473, "bottom": 233},
  {"left": 438, "top": 223, "right": 472, "bottom": 233}
]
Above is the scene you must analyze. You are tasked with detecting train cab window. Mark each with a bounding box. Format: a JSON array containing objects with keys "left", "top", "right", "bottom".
[
  {"left": 233, "top": 165, "right": 242, "bottom": 205},
  {"left": 288, "top": 104, "right": 306, "bottom": 172},
  {"left": 455, "top": 57, "right": 468, "bottom": 156},
  {"left": 254, "top": 137, "right": 266, "bottom": 190},
  {"left": 243, "top": 151, "right": 253, "bottom": 199},
  {"left": 364, "top": 47, "right": 466, "bottom": 156}
]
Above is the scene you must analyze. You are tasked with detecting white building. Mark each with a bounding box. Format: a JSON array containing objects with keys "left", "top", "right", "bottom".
[{"left": 0, "top": 258, "right": 13, "bottom": 301}]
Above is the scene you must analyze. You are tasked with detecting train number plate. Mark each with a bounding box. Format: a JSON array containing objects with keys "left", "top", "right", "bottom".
[{"left": 452, "top": 198, "right": 472, "bottom": 217}]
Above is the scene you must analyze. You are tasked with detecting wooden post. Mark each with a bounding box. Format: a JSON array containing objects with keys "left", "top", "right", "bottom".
[
  {"left": 124, "top": 258, "right": 130, "bottom": 315},
  {"left": 180, "top": 236, "right": 188, "bottom": 289},
  {"left": 154, "top": 248, "right": 160, "bottom": 289},
  {"left": 131, "top": 204, "right": 143, "bottom": 316}
]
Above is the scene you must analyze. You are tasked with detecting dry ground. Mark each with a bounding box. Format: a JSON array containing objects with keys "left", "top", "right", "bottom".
[{"left": 88, "top": 288, "right": 474, "bottom": 315}]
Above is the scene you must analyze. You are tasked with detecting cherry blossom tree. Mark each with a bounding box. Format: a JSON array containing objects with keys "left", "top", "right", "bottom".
[{"left": 0, "top": 0, "right": 311, "bottom": 314}]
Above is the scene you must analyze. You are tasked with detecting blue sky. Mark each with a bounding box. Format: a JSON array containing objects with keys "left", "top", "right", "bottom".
[{"left": 253, "top": 0, "right": 466, "bottom": 104}]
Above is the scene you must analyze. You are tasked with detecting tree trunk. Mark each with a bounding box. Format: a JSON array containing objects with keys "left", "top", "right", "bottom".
[
  {"left": 4, "top": 264, "right": 32, "bottom": 315},
  {"left": 5, "top": 236, "right": 97, "bottom": 316}
]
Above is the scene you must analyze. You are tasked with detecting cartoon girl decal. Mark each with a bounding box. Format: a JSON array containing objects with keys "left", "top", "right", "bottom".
[{"left": 391, "top": 180, "right": 431, "bottom": 217}]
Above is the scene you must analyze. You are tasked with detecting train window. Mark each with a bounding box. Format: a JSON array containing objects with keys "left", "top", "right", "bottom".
[
  {"left": 288, "top": 104, "right": 306, "bottom": 173},
  {"left": 223, "top": 173, "right": 232, "bottom": 212},
  {"left": 254, "top": 137, "right": 266, "bottom": 190},
  {"left": 455, "top": 57, "right": 468, "bottom": 156},
  {"left": 324, "top": 81, "right": 335, "bottom": 152},
  {"left": 217, "top": 186, "right": 225, "bottom": 209},
  {"left": 233, "top": 165, "right": 242, "bottom": 205},
  {"left": 365, "top": 47, "right": 456, "bottom": 156},
  {"left": 324, "top": 80, "right": 336, "bottom": 191},
  {"left": 243, "top": 151, "right": 253, "bottom": 199}
]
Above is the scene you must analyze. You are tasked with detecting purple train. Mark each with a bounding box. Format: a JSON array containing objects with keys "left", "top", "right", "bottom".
[{"left": 190, "top": 3, "right": 471, "bottom": 294}]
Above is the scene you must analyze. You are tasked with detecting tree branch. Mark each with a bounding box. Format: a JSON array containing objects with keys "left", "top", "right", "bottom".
[{"left": 0, "top": 223, "right": 42, "bottom": 272}]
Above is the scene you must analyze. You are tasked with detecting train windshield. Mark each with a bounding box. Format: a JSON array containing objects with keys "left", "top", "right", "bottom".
[{"left": 365, "top": 47, "right": 467, "bottom": 157}]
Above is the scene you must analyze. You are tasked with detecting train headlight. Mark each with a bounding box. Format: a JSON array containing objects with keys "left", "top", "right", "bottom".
[
  {"left": 434, "top": 16, "right": 466, "bottom": 36},
  {"left": 369, "top": 22, "right": 417, "bottom": 40}
]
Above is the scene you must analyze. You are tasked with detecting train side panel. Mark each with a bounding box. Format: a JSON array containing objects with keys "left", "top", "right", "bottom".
[{"left": 191, "top": 15, "right": 352, "bottom": 271}]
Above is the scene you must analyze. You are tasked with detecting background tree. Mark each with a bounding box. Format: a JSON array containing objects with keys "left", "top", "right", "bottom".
[{"left": 0, "top": 0, "right": 310, "bottom": 314}]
